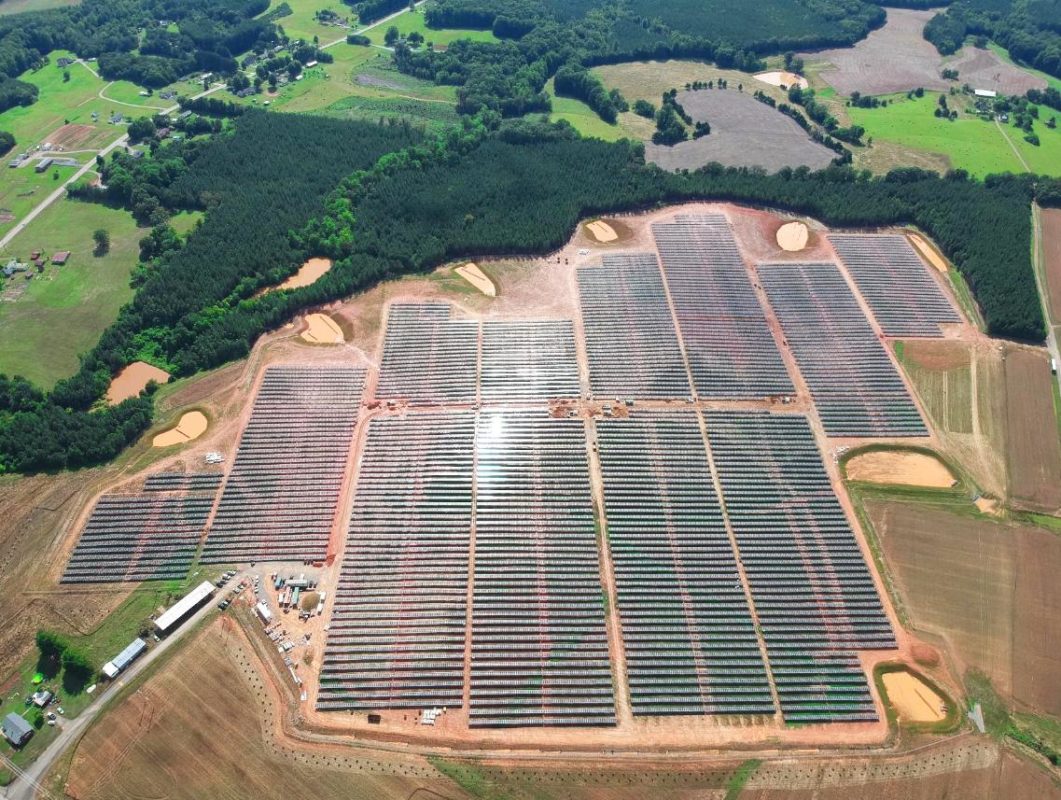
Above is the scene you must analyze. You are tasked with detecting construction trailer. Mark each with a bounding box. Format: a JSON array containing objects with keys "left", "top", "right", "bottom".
[
  {"left": 154, "top": 581, "right": 215, "bottom": 636},
  {"left": 102, "top": 638, "right": 147, "bottom": 679}
]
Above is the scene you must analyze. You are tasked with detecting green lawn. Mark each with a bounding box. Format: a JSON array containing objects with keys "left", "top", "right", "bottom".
[
  {"left": 849, "top": 92, "right": 1061, "bottom": 177},
  {"left": 263, "top": 0, "right": 353, "bottom": 44},
  {"left": 97, "top": 80, "right": 171, "bottom": 110},
  {"left": 545, "top": 82, "right": 627, "bottom": 142},
  {"left": 0, "top": 164, "right": 80, "bottom": 229},
  {"left": 0, "top": 199, "right": 142, "bottom": 387},
  {"left": 169, "top": 209, "right": 203, "bottom": 237},
  {"left": 367, "top": 8, "right": 499, "bottom": 47}
]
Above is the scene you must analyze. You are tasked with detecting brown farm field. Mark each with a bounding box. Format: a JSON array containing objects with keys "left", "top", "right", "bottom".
[
  {"left": 804, "top": 8, "right": 1045, "bottom": 96},
  {"left": 644, "top": 89, "right": 835, "bottom": 172},
  {"left": 865, "top": 498, "right": 1061, "bottom": 718},
  {"left": 1003, "top": 347, "right": 1061, "bottom": 512},
  {"left": 1043, "top": 207, "right": 1061, "bottom": 324}
]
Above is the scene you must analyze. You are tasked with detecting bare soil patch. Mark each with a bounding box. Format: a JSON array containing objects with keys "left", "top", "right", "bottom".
[
  {"left": 645, "top": 89, "right": 835, "bottom": 172},
  {"left": 806, "top": 8, "right": 1045, "bottom": 96},
  {"left": 881, "top": 670, "right": 947, "bottom": 722},
  {"left": 908, "top": 232, "right": 949, "bottom": 273},
  {"left": 301, "top": 313, "right": 345, "bottom": 344},
  {"left": 585, "top": 220, "right": 618, "bottom": 242},
  {"left": 754, "top": 71, "right": 808, "bottom": 90},
  {"left": 151, "top": 410, "right": 208, "bottom": 447},
  {"left": 261, "top": 257, "right": 333, "bottom": 296},
  {"left": 1042, "top": 208, "right": 1061, "bottom": 322},
  {"left": 106, "top": 361, "right": 170, "bottom": 404},
  {"left": 846, "top": 449, "right": 955, "bottom": 488},
  {"left": 1003, "top": 347, "right": 1061, "bottom": 513},
  {"left": 45, "top": 123, "right": 98, "bottom": 151},
  {"left": 776, "top": 221, "right": 808, "bottom": 251},
  {"left": 454, "top": 262, "right": 496, "bottom": 296}
]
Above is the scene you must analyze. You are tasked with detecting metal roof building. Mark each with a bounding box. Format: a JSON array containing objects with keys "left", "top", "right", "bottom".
[
  {"left": 102, "top": 638, "right": 147, "bottom": 679},
  {"left": 2, "top": 712, "right": 33, "bottom": 747},
  {"left": 154, "top": 581, "right": 215, "bottom": 635}
]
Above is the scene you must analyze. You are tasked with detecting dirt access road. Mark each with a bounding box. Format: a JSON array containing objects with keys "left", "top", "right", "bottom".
[{"left": 0, "top": 578, "right": 237, "bottom": 800}]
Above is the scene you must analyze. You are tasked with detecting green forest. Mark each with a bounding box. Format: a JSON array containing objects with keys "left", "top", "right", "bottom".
[{"left": 0, "top": 107, "right": 1056, "bottom": 474}]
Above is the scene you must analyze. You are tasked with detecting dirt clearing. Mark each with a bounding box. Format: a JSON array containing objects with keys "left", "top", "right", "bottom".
[
  {"left": 106, "top": 361, "right": 170, "bottom": 404},
  {"left": 882, "top": 670, "right": 947, "bottom": 722},
  {"left": 908, "top": 233, "right": 949, "bottom": 273},
  {"left": 151, "top": 410, "right": 208, "bottom": 447},
  {"left": 754, "top": 71, "right": 808, "bottom": 90},
  {"left": 776, "top": 221, "right": 808, "bottom": 251},
  {"left": 645, "top": 89, "right": 835, "bottom": 172},
  {"left": 585, "top": 220, "right": 618, "bottom": 242},
  {"left": 455, "top": 262, "right": 496, "bottom": 296},
  {"left": 260, "top": 257, "right": 333, "bottom": 296},
  {"left": 1042, "top": 208, "right": 1061, "bottom": 322},
  {"left": 1003, "top": 347, "right": 1061, "bottom": 513},
  {"left": 805, "top": 8, "right": 1045, "bottom": 96},
  {"left": 846, "top": 449, "right": 955, "bottom": 488},
  {"left": 301, "top": 313, "right": 345, "bottom": 344},
  {"left": 45, "top": 123, "right": 99, "bottom": 151}
]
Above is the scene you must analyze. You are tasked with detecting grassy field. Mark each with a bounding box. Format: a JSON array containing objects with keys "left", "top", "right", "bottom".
[
  {"left": 544, "top": 78, "right": 626, "bottom": 141},
  {"left": 266, "top": 0, "right": 354, "bottom": 44},
  {"left": 0, "top": 199, "right": 142, "bottom": 388},
  {"left": 366, "top": 8, "right": 499, "bottom": 47},
  {"left": 849, "top": 91, "right": 1061, "bottom": 177}
]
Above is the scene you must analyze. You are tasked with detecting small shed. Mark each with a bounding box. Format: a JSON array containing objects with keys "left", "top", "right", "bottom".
[
  {"left": 974, "top": 88, "right": 997, "bottom": 98},
  {"left": 2, "top": 713, "right": 33, "bottom": 747},
  {"left": 51, "top": 251, "right": 71, "bottom": 265}
]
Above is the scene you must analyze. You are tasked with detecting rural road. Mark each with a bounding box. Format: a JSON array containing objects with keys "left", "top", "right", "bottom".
[
  {"left": 0, "top": 83, "right": 226, "bottom": 253},
  {"left": 321, "top": 0, "right": 426, "bottom": 50},
  {"left": 0, "top": 588, "right": 226, "bottom": 800}
]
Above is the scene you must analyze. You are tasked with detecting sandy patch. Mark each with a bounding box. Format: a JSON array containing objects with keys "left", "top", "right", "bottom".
[
  {"left": 754, "top": 70, "right": 808, "bottom": 90},
  {"left": 975, "top": 496, "right": 1001, "bottom": 516},
  {"left": 301, "top": 313, "right": 345, "bottom": 344},
  {"left": 882, "top": 671, "right": 947, "bottom": 723},
  {"left": 585, "top": 220, "right": 618, "bottom": 243},
  {"left": 152, "top": 410, "right": 208, "bottom": 447},
  {"left": 260, "top": 257, "right": 333, "bottom": 296},
  {"left": 106, "top": 361, "right": 171, "bottom": 404},
  {"left": 908, "top": 233, "right": 948, "bottom": 273},
  {"left": 776, "top": 221, "right": 809, "bottom": 251},
  {"left": 847, "top": 450, "right": 955, "bottom": 488},
  {"left": 455, "top": 262, "right": 496, "bottom": 297}
]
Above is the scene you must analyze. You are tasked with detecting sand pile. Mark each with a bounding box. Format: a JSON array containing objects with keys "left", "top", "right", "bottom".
[
  {"left": 908, "top": 233, "right": 948, "bottom": 273},
  {"left": 455, "top": 263, "right": 496, "bottom": 297},
  {"left": 776, "top": 221, "right": 809, "bottom": 251},
  {"left": 585, "top": 220, "right": 618, "bottom": 243},
  {"left": 754, "top": 71, "right": 808, "bottom": 90},
  {"left": 846, "top": 450, "right": 955, "bottom": 488},
  {"left": 107, "top": 362, "right": 171, "bottom": 404},
  {"left": 152, "top": 411, "right": 208, "bottom": 447},
  {"left": 300, "top": 313, "right": 344, "bottom": 344},
  {"left": 882, "top": 671, "right": 947, "bottom": 723}
]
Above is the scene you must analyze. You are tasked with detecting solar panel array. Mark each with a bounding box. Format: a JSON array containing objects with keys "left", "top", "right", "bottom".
[
  {"left": 319, "top": 412, "right": 474, "bottom": 710},
  {"left": 577, "top": 254, "right": 691, "bottom": 400},
  {"left": 652, "top": 215, "right": 793, "bottom": 399},
  {"left": 481, "top": 320, "right": 580, "bottom": 402},
  {"left": 142, "top": 472, "right": 223, "bottom": 493},
  {"left": 203, "top": 365, "right": 364, "bottom": 563},
  {"left": 470, "top": 411, "right": 616, "bottom": 727},
  {"left": 62, "top": 494, "right": 212, "bottom": 583},
  {"left": 759, "top": 263, "right": 927, "bottom": 437},
  {"left": 375, "top": 303, "right": 478, "bottom": 405},
  {"left": 596, "top": 411, "right": 775, "bottom": 718},
  {"left": 706, "top": 411, "right": 895, "bottom": 723},
  {"left": 829, "top": 234, "right": 960, "bottom": 337}
]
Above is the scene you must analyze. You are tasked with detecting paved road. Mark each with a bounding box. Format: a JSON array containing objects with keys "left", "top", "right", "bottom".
[
  {"left": 320, "top": 0, "right": 426, "bottom": 49},
  {"left": 0, "top": 83, "right": 226, "bottom": 252},
  {"left": 0, "top": 590, "right": 225, "bottom": 800}
]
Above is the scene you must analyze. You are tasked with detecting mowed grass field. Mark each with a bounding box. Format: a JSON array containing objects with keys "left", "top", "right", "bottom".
[
  {"left": 848, "top": 92, "right": 1061, "bottom": 177},
  {"left": 265, "top": 0, "right": 353, "bottom": 44},
  {"left": 365, "top": 8, "right": 499, "bottom": 47},
  {"left": 0, "top": 199, "right": 141, "bottom": 387},
  {"left": 544, "top": 78, "right": 626, "bottom": 141},
  {"left": 59, "top": 620, "right": 468, "bottom": 800},
  {"left": 865, "top": 498, "right": 1061, "bottom": 718}
]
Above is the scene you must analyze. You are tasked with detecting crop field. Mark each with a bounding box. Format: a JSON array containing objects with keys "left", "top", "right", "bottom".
[
  {"left": 848, "top": 93, "right": 1061, "bottom": 178},
  {"left": 0, "top": 198, "right": 142, "bottom": 388},
  {"left": 759, "top": 262, "right": 927, "bottom": 437},
  {"left": 805, "top": 8, "right": 1045, "bottom": 97},
  {"left": 61, "top": 620, "right": 464, "bottom": 800},
  {"left": 203, "top": 365, "right": 365, "bottom": 563},
  {"left": 652, "top": 214, "right": 792, "bottom": 399},
  {"left": 1002, "top": 347, "right": 1061, "bottom": 512},
  {"left": 1043, "top": 208, "right": 1061, "bottom": 323},
  {"left": 0, "top": 0, "right": 79, "bottom": 12},
  {"left": 865, "top": 499, "right": 1060, "bottom": 717},
  {"left": 828, "top": 234, "right": 960, "bottom": 337},
  {"left": 645, "top": 89, "right": 835, "bottom": 173}
]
